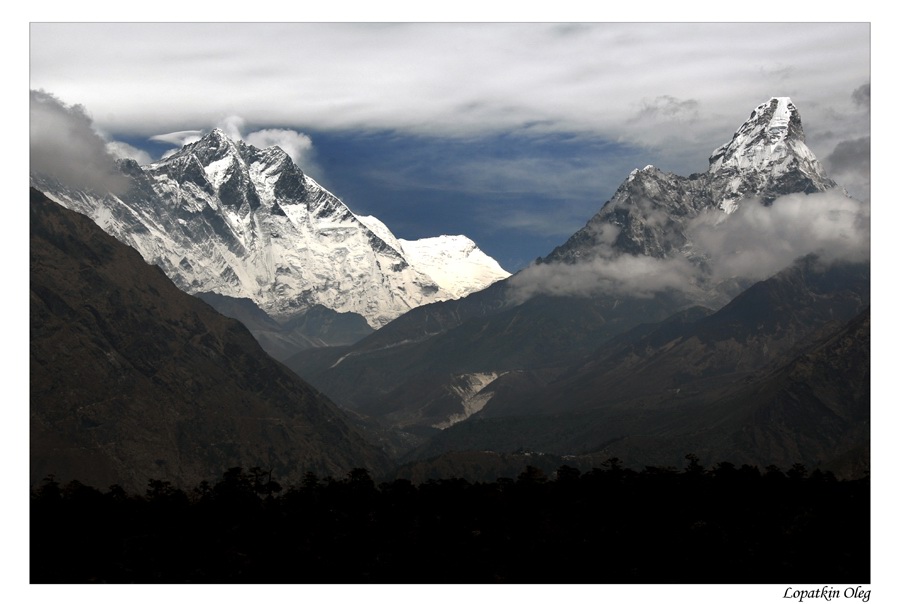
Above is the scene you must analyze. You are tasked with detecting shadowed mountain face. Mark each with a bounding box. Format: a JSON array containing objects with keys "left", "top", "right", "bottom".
[
  {"left": 195, "top": 292, "right": 373, "bottom": 361},
  {"left": 287, "top": 290, "right": 692, "bottom": 427},
  {"left": 30, "top": 188, "right": 389, "bottom": 492},
  {"left": 408, "top": 258, "right": 869, "bottom": 476}
]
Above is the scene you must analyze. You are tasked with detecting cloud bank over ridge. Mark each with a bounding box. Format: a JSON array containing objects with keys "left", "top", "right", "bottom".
[{"left": 509, "top": 190, "right": 870, "bottom": 303}]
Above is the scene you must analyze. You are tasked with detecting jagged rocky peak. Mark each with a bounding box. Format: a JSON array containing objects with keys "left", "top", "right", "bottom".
[
  {"left": 725, "top": 97, "right": 804, "bottom": 148},
  {"left": 541, "top": 97, "right": 838, "bottom": 265},
  {"left": 708, "top": 97, "right": 836, "bottom": 212},
  {"left": 153, "top": 129, "right": 296, "bottom": 188},
  {"left": 163, "top": 128, "right": 241, "bottom": 166},
  {"left": 541, "top": 162, "right": 711, "bottom": 264},
  {"left": 35, "top": 124, "right": 510, "bottom": 331}
]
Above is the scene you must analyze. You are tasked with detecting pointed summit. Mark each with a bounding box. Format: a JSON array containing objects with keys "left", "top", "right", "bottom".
[
  {"left": 145, "top": 127, "right": 246, "bottom": 191},
  {"left": 708, "top": 97, "right": 836, "bottom": 212},
  {"left": 541, "top": 97, "right": 841, "bottom": 266},
  {"left": 184, "top": 127, "right": 245, "bottom": 166},
  {"left": 727, "top": 97, "right": 803, "bottom": 147},
  {"left": 35, "top": 117, "right": 510, "bottom": 332},
  {"left": 208, "top": 127, "right": 231, "bottom": 140}
]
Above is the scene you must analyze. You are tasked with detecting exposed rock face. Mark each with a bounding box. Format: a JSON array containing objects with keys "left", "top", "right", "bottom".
[
  {"left": 708, "top": 97, "right": 837, "bottom": 210},
  {"left": 30, "top": 188, "right": 389, "bottom": 492},
  {"left": 541, "top": 166, "right": 714, "bottom": 264}
]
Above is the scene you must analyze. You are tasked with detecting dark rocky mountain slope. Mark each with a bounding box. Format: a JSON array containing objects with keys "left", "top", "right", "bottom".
[
  {"left": 408, "top": 257, "right": 869, "bottom": 476},
  {"left": 30, "top": 188, "right": 389, "bottom": 492},
  {"left": 196, "top": 292, "right": 373, "bottom": 361}
]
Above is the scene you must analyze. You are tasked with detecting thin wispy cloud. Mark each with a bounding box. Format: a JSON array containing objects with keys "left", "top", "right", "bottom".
[
  {"left": 632, "top": 96, "right": 701, "bottom": 123},
  {"left": 150, "top": 131, "right": 204, "bottom": 147},
  {"left": 479, "top": 203, "right": 592, "bottom": 239},
  {"left": 218, "top": 116, "right": 246, "bottom": 142}
]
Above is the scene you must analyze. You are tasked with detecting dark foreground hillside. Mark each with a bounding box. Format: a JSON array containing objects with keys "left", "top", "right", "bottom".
[
  {"left": 31, "top": 461, "right": 869, "bottom": 583},
  {"left": 30, "top": 188, "right": 389, "bottom": 492}
]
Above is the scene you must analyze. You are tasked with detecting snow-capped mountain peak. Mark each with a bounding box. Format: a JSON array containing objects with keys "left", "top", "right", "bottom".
[
  {"left": 157, "top": 128, "right": 242, "bottom": 169},
  {"left": 399, "top": 235, "right": 511, "bottom": 298},
  {"left": 707, "top": 97, "right": 836, "bottom": 212},
  {"left": 355, "top": 215, "right": 510, "bottom": 297},
  {"left": 32, "top": 129, "right": 510, "bottom": 328},
  {"left": 541, "top": 97, "right": 840, "bottom": 266}
]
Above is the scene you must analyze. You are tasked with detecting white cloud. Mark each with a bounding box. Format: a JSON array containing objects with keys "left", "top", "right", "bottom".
[
  {"left": 509, "top": 190, "right": 870, "bottom": 302},
  {"left": 244, "top": 128, "right": 318, "bottom": 173},
  {"left": 219, "top": 118, "right": 324, "bottom": 179},
  {"left": 29, "top": 90, "right": 128, "bottom": 194},
  {"left": 217, "top": 115, "right": 245, "bottom": 142},
  {"left": 510, "top": 251, "right": 700, "bottom": 302},
  {"left": 29, "top": 23, "right": 869, "bottom": 175},
  {"left": 150, "top": 130, "right": 203, "bottom": 147},
  {"left": 27, "top": 23, "right": 871, "bottom": 277},
  {"left": 105, "top": 141, "right": 152, "bottom": 165},
  {"left": 688, "top": 191, "right": 870, "bottom": 282}
]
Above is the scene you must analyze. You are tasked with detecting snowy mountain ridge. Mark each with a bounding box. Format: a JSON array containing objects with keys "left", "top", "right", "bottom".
[
  {"left": 708, "top": 97, "right": 836, "bottom": 212},
  {"left": 541, "top": 96, "right": 840, "bottom": 266},
  {"left": 398, "top": 235, "right": 510, "bottom": 299},
  {"left": 32, "top": 129, "right": 510, "bottom": 328}
]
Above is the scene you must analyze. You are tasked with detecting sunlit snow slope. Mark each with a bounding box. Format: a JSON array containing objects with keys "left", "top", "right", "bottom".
[{"left": 32, "top": 129, "right": 509, "bottom": 328}]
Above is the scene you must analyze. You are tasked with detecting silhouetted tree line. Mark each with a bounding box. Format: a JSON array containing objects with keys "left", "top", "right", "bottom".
[{"left": 31, "top": 457, "right": 869, "bottom": 583}]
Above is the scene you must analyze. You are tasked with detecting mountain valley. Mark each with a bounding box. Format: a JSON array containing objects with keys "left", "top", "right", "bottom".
[
  {"left": 30, "top": 96, "right": 870, "bottom": 486},
  {"left": 284, "top": 98, "right": 869, "bottom": 475}
]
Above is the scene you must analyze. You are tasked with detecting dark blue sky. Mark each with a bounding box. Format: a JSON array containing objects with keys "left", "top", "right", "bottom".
[{"left": 284, "top": 130, "right": 652, "bottom": 271}]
